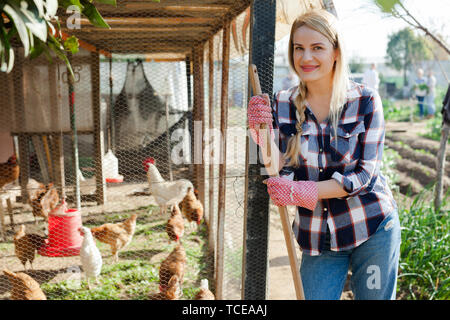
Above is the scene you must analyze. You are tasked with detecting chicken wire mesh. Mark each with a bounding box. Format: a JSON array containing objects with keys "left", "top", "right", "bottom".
[{"left": 0, "top": 0, "right": 325, "bottom": 300}]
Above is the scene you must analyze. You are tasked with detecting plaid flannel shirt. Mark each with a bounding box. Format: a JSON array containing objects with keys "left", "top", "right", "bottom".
[{"left": 272, "top": 81, "right": 397, "bottom": 256}]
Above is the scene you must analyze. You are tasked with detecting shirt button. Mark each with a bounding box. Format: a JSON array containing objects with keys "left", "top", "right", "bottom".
[
  {"left": 319, "top": 148, "right": 323, "bottom": 152},
  {"left": 324, "top": 208, "right": 328, "bottom": 211},
  {"left": 319, "top": 168, "right": 323, "bottom": 172}
]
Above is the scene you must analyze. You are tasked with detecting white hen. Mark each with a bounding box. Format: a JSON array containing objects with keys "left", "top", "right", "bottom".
[
  {"left": 146, "top": 163, "right": 194, "bottom": 215},
  {"left": 78, "top": 226, "right": 102, "bottom": 289}
]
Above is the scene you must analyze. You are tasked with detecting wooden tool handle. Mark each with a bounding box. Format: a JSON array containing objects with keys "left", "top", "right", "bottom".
[{"left": 248, "top": 64, "right": 305, "bottom": 300}]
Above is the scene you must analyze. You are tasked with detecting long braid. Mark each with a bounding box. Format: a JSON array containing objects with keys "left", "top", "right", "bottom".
[{"left": 284, "top": 82, "right": 307, "bottom": 167}]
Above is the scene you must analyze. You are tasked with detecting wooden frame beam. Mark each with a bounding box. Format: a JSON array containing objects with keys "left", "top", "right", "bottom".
[
  {"left": 192, "top": 43, "right": 206, "bottom": 211},
  {"left": 215, "top": 19, "right": 231, "bottom": 301},
  {"left": 90, "top": 51, "right": 106, "bottom": 205}
]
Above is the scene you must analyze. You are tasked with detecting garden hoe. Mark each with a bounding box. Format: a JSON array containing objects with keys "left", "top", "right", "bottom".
[{"left": 249, "top": 64, "right": 305, "bottom": 300}]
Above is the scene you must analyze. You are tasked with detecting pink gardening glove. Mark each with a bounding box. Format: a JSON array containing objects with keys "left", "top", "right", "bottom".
[
  {"left": 247, "top": 95, "right": 274, "bottom": 147},
  {"left": 265, "top": 177, "right": 318, "bottom": 210}
]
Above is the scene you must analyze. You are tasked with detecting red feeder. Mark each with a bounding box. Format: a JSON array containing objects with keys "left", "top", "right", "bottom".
[{"left": 38, "top": 209, "right": 83, "bottom": 257}]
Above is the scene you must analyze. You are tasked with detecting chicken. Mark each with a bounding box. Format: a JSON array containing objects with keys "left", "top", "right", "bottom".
[
  {"left": 166, "top": 205, "right": 184, "bottom": 243},
  {"left": 28, "top": 182, "right": 59, "bottom": 224},
  {"left": 14, "top": 224, "right": 46, "bottom": 271},
  {"left": 159, "top": 244, "right": 186, "bottom": 294},
  {"left": 27, "top": 179, "right": 46, "bottom": 202},
  {"left": 144, "top": 162, "right": 193, "bottom": 215},
  {"left": 179, "top": 187, "right": 204, "bottom": 230},
  {"left": 0, "top": 155, "right": 20, "bottom": 190},
  {"left": 90, "top": 213, "right": 138, "bottom": 262},
  {"left": 79, "top": 226, "right": 102, "bottom": 289},
  {"left": 3, "top": 269, "right": 46, "bottom": 300},
  {"left": 148, "top": 275, "right": 181, "bottom": 300},
  {"left": 194, "top": 279, "right": 215, "bottom": 300}
]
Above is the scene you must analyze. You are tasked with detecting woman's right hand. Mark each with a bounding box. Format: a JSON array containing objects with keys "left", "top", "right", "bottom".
[{"left": 247, "top": 94, "right": 273, "bottom": 146}]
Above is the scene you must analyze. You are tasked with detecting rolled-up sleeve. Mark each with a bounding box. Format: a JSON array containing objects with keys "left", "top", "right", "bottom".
[{"left": 332, "top": 91, "right": 385, "bottom": 197}]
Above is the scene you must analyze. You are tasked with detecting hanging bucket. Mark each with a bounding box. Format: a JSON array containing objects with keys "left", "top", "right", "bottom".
[
  {"left": 38, "top": 209, "right": 83, "bottom": 257},
  {"left": 104, "top": 149, "right": 123, "bottom": 183}
]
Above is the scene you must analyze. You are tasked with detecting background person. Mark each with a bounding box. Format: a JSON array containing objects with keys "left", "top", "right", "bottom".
[{"left": 362, "top": 63, "right": 380, "bottom": 91}]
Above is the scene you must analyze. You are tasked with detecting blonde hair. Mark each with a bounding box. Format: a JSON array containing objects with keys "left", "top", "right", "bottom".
[{"left": 285, "top": 9, "right": 350, "bottom": 167}]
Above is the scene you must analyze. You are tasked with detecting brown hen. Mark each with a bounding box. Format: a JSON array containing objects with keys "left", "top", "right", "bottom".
[
  {"left": 0, "top": 155, "right": 20, "bottom": 190},
  {"left": 179, "top": 187, "right": 204, "bottom": 229},
  {"left": 159, "top": 244, "right": 186, "bottom": 294},
  {"left": 3, "top": 269, "right": 46, "bottom": 300},
  {"left": 90, "top": 213, "right": 138, "bottom": 262},
  {"left": 166, "top": 204, "right": 184, "bottom": 243},
  {"left": 14, "top": 224, "right": 46, "bottom": 271}
]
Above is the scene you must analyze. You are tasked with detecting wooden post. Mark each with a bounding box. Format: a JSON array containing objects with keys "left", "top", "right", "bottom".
[
  {"left": 12, "top": 51, "right": 29, "bottom": 204},
  {"left": 0, "top": 202, "right": 6, "bottom": 240},
  {"left": 208, "top": 39, "right": 216, "bottom": 257},
  {"left": 186, "top": 55, "right": 195, "bottom": 182},
  {"left": 91, "top": 51, "right": 106, "bottom": 205},
  {"left": 216, "top": 21, "right": 231, "bottom": 300},
  {"left": 50, "top": 134, "right": 65, "bottom": 199},
  {"left": 243, "top": 0, "right": 276, "bottom": 300},
  {"left": 49, "top": 63, "right": 65, "bottom": 198},
  {"left": 6, "top": 198, "right": 14, "bottom": 230},
  {"left": 193, "top": 44, "right": 205, "bottom": 206},
  {"left": 67, "top": 54, "right": 81, "bottom": 210}
]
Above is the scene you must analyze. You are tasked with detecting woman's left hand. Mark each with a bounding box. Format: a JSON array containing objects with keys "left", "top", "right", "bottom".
[{"left": 264, "top": 177, "right": 318, "bottom": 210}]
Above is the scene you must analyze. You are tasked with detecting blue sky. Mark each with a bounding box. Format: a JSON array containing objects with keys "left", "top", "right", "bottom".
[{"left": 333, "top": 0, "right": 450, "bottom": 61}]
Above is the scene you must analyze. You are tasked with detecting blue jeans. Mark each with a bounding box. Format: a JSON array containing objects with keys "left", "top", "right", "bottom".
[
  {"left": 300, "top": 211, "right": 401, "bottom": 300},
  {"left": 417, "top": 96, "right": 425, "bottom": 117}
]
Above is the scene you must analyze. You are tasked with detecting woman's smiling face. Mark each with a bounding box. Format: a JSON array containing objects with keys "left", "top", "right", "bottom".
[{"left": 292, "top": 25, "right": 338, "bottom": 85}]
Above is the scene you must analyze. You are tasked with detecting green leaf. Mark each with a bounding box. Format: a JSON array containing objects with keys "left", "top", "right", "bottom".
[
  {"left": 0, "top": 26, "right": 14, "bottom": 73},
  {"left": 7, "top": 0, "right": 47, "bottom": 43},
  {"left": 59, "top": 0, "right": 84, "bottom": 10},
  {"left": 31, "top": 0, "right": 45, "bottom": 18},
  {"left": 374, "top": 0, "right": 400, "bottom": 13},
  {"left": 64, "top": 35, "right": 79, "bottom": 54},
  {"left": 44, "top": 0, "right": 58, "bottom": 18},
  {"left": 81, "top": 0, "right": 110, "bottom": 28},
  {"left": 94, "top": 0, "right": 117, "bottom": 5},
  {"left": 48, "top": 35, "right": 74, "bottom": 79},
  {"left": 3, "top": 3, "right": 30, "bottom": 56},
  {"left": 30, "top": 36, "right": 45, "bottom": 59}
]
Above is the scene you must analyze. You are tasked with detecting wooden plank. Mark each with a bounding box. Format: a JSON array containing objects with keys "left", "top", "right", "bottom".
[
  {"left": 67, "top": 54, "right": 81, "bottom": 210},
  {"left": 69, "top": 30, "right": 213, "bottom": 41},
  {"left": 215, "top": 20, "right": 231, "bottom": 301},
  {"left": 0, "top": 201, "right": 6, "bottom": 240},
  {"left": 207, "top": 39, "right": 215, "bottom": 258},
  {"left": 6, "top": 198, "right": 14, "bottom": 230},
  {"left": 12, "top": 51, "right": 29, "bottom": 205},
  {"left": 49, "top": 134, "right": 65, "bottom": 200},
  {"left": 193, "top": 43, "right": 205, "bottom": 208},
  {"left": 91, "top": 51, "right": 106, "bottom": 205},
  {"left": 78, "top": 17, "right": 216, "bottom": 26}
]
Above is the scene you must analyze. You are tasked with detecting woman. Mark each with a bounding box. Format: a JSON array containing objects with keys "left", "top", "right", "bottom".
[
  {"left": 247, "top": 9, "right": 401, "bottom": 300},
  {"left": 414, "top": 68, "right": 428, "bottom": 118}
]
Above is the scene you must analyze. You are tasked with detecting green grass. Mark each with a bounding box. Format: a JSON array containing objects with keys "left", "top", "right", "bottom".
[
  {"left": 40, "top": 205, "right": 213, "bottom": 300},
  {"left": 397, "top": 188, "right": 450, "bottom": 300}
]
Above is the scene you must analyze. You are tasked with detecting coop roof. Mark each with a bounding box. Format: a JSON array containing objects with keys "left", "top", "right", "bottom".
[
  {"left": 59, "top": 0, "right": 326, "bottom": 60},
  {"left": 60, "top": 0, "right": 251, "bottom": 59}
]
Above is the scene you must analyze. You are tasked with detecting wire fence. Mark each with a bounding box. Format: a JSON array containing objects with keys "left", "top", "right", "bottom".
[{"left": 0, "top": 0, "right": 325, "bottom": 300}]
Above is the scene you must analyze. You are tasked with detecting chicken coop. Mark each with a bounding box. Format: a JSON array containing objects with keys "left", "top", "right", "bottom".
[{"left": 0, "top": 0, "right": 328, "bottom": 300}]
